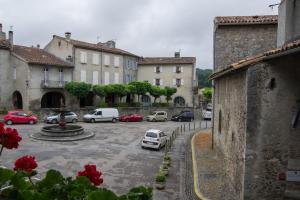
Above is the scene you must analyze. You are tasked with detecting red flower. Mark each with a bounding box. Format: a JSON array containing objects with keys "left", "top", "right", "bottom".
[
  {"left": 0, "top": 126, "right": 22, "bottom": 149},
  {"left": 77, "top": 164, "right": 103, "bottom": 186},
  {"left": 14, "top": 155, "right": 38, "bottom": 173}
]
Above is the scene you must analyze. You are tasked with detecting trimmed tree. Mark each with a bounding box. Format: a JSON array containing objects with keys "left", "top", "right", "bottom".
[
  {"left": 65, "top": 82, "right": 92, "bottom": 99},
  {"left": 164, "top": 87, "right": 177, "bottom": 103},
  {"left": 128, "top": 81, "right": 151, "bottom": 102},
  {"left": 93, "top": 85, "right": 106, "bottom": 103},
  {"left": 149, "top": 86, "right": 164, "bottom": 103},
  {"left": 111, "top": 84, "right": 127, "bottom": 102},
  {"left": 203, "top": 87, "right": 213, "bottom": 101}
]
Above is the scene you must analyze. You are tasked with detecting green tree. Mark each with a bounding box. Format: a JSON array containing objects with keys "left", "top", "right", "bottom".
[
  {"left": 65, "top": 82, "right": 91, "bottom": 99},
  {"left": 196, "top": 68, "right": 212, "bottom": 88},
  {"left": 164, "top": 87, "right": 177, "bottom": 103},
  {"left": 128, "top": 81, "right": 151, "bottom": 102},
  {"left": 149, "top": 86, "right": 164, "bottom": 103},
  {"left": 203, "top": 87, "right": 213, "bottom": 101},
  {"left": 93, "top": 85, "right": 106, "bottom": 103},
  {"left": 111, "top": 84, "right": 127, "bottom": 102}
]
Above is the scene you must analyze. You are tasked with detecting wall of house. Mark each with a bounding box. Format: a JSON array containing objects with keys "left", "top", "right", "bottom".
[
  {"left": 100, "top": 52, "right": 124, "bottom": 85},
  {"left": 44, "top": 37, "right": 73, "bottom": 61},
  {"left": 244, "top": 54, "right": 300, "bottom": 199},
  {"left": 137, "top": 64, "right": 195, "bottom": 106},
  {"left": 0, "top": 49, "right": 14, "bottom": 110},
  {"left": 213, "top": 71, "right": 247, "bottom": 200},
  {"left": 214, "top": 24, "right": 277, "bottom": 71}
]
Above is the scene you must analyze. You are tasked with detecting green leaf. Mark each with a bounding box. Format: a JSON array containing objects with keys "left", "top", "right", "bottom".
[
  {"left": 87, "top": 188, "right": 119, "bottom": 200},
  {"left": 36, "top": 170, "right": 64, "bottom": 191},
  {"left": 127, "top": 186, "right": 153, "bottom": 200},
  {"left": 0, "top": 167, "right": 15, "bottom": 187},
  {"left": 10, "top": 171, "right": 32, "bottom": 190}
]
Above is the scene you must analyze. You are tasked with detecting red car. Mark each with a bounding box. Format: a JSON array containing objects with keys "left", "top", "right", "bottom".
[
  {"left": 4, "top": 111, "right": 38, "bottom": 125},
  {"left": 119, "top": 114, "right": 143, "bottom": 122}
]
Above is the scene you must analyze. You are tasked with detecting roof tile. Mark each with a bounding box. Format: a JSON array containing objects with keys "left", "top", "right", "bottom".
[
  {"left": 215, "top": 15, "right": 278, "bottom": 25},
  {"left": 138, "top": 57, "right": 196, "bottom": 65}
]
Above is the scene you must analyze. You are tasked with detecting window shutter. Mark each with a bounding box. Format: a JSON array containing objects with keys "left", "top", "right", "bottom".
[
  {"left": 154, "top": 67, "right": 156, "bottom": 73},
  {"left": 160, "top": 79, "right": 163, "bottom": 86},
  {"left": 153, "top": 79, "right": 155, "bottom": 85},
  {"left": 104, "top": 72, "right": 110, "bottom": 85},
  {"left": 93, "top": 71, "right": 99, "bottom": 84},
  {"left": 173, "top": 67, "right": 176, "bottom": 73},
  {"left": 173, "top": 79, "right": 176, "bottom": 86},
  {"left": 181, "top": 66, "right": 183, "bottom": 73},
  {"left": 114, "top": 72, "right": 119, "bottom": 83},
  {"left": 181, "top": 79, "right": 184, "bottom": 86},
  {"left": 80, "top": 51, "right": 87, "bottom": 63},
  {"left": 104, "top": 55, "right": 110, "bottom": 66},
  {"left": 160, "top": 66, "right": 163, "bottom": 72},
  {"left": 80, "top": 70, "right": 86, "bottom": 82},
  {"left": 114, "top": 56, "right": 120, "bottom": 67},
  {"left": 92, "top": 54, "right": 99, "bottom": 65}
]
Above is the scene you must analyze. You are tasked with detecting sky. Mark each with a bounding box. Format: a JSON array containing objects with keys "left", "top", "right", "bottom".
[{"left": 0, "top": 0, "right": 278, "bottom": 69}]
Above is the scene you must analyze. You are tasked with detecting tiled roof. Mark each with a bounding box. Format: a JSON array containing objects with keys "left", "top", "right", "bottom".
[
  {"left": 138, "top": 57, "right": 196, "bottom": 65},
  {"left": 54, "top": 35, "right": 139, "bottom": 58},
  {"left": 13, "top": 45, "right": 73, "bottom": 67},
  {"left": 215, "top": 15, "right": 278, "bottom": 25},
  {"left": 0, "top": 40, "right": 11, "bottom": 50},
  {"left": 210, "top": 39, "right": 300, "bottom": 80}
]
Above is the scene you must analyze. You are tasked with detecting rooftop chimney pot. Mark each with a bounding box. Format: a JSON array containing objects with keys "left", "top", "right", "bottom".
[
  {"left": 65, "top": 32, "right": 71, "bottom": 39},
  {"left": 175, "top": 51, "right": 180, "bottom": 58},
  {"left": 8, "top": 31, "right": 13, "bottom": 49}
]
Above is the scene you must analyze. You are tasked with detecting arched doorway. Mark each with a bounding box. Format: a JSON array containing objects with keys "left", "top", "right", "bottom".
[
  {"left": 41, "top": 92, "right": 65, "bottom": 108},
  {"left": 174, "top": 96, "right": 185, "bottom": 107},
  {"left": 80, "top": 92, "right": 94, "bottom": 107},
  {"left": 141, "top": 95, "right": 151, "bottom": 107},
  {"left": 12, "top": 91, "right": 23, "bottom": 109}
]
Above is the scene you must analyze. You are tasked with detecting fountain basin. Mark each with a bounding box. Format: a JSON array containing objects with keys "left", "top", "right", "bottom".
[{"left": 41, "top": 125, "right": 84, "bottom": 137}]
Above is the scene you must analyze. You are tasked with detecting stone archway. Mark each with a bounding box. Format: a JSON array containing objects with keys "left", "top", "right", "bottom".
[
  {"left": 12, "top": 91, "right": 23, "bottom": 109},
  {"left": 141, "top": 95, "right": 151, "bottom": 107},
  {"left": 174, "top": 96, "right": 186, "bottom": 107},
  {"left": 41, "top": 91, "right": 65, "bottom": 108}
]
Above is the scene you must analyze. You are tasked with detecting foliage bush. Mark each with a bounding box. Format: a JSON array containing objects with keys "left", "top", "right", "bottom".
[
  {"left": 202, "top": 87, "right": 213, "bottom": 101},
  {"left": 99, "top": 102, "right": 108, "bottom": 108},
  {"left": 65, "top": 82, "right": 92, "bottom": 99},
  {"left": 164, "top": 87, "right": 177, "bottom": 103},
  {"left": 155, "top": 171, "right": 166, "bottom": 183},
  {"left": 152, "top": 103, "right": 169, "bottom": 107}
]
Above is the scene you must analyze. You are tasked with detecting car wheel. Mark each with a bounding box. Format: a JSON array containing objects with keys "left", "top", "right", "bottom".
[
  {"left": 52, "top": 119, "right": 58, "bottom": 124},
  {"left": 112, "top": 118, "right": 117, "bottom": 123},
  {"left": 158, "top": 144, "right": 162, "bottom": 150},
  {"left": 90, "top": 118, "right": 95, "bottom": 123},
  {"left": 72, "top": 119, "right": 77, "bottom": 123},
  {"left": 29, "top": 120, "right": 35, "bottom": 125},
  {"left": 6, "top": 120, "right": 12, "bottom": 125},
  {"left": 152, "top": 118, "right": 156, "bottom": 122}
]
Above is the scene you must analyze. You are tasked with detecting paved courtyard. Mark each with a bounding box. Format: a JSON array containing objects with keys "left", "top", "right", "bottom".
[{"left": 1, "top": 121, "right": 184, "bottom": 195}]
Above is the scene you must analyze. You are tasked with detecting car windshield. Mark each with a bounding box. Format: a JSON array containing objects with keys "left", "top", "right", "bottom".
[
  {"left": 145, "top": 132, "right": 158, "bottom": 138},
  {"left": 150, "top": 112, "right": 157, "bottom": 115},
  {"left": 89, "top": 110, "right": 96, "bottom": 114},
  {"left": 206, "top": 108, "right": 212, "bottom": 111}
]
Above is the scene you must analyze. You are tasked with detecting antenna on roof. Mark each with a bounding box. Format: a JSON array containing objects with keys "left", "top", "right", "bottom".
[{"left": 269, "top": 3, "right": 280, "bottom": 10}]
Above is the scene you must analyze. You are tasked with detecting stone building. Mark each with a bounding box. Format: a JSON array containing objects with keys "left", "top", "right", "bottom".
[
  {"left": 44, "top": 33, "right": 139, "bottom": 106},
  {"left": 137, "top": 52, "right": 196, "bottom": 107},
  {"left": 211, "top": 0, "right": 300, "bottom": 199},
  {"left": 0, "top": 27, "right": 74, "bottom": 111}
]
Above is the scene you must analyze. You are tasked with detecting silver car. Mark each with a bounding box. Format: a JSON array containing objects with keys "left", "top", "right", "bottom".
[{"left": 45, "top": 112, "right": 78, "bottom": 124}]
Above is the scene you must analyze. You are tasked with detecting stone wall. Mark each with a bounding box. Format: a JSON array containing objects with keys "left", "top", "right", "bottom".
[
  {"left": 213, "top": 71, "right": 247, "bottom": 200},
  {"left": 214, "top": 24, "right": 277, "bottom": 71}
]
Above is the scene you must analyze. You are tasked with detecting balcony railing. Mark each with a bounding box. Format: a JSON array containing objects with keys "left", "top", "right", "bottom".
[{"left": 41, "top": 80, "right": 68, "bottom": 88}]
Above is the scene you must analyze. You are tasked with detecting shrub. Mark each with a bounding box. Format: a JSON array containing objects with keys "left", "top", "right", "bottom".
[
  {"left": 99, "top": 102, "right": 108, "bottom": 108},
  {"left": 155, "top": 171, "right": 166, "bottom": 183}
]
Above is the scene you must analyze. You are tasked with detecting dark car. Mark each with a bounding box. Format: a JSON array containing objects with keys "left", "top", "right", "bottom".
[{"left": 171, "top": 111, "right": 194, "bottom": 122}]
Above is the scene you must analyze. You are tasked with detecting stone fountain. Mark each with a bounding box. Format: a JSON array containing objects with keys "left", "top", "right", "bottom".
[{"left": 31, "top": 106, "right": 94, "bottom": 142}]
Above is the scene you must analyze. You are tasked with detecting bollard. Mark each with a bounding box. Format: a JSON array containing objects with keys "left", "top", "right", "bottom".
[
  {"left": 189, "top": 123, "right": 191, "bottom": 131},
  {"left": 181, "top": 125, "right": 182, "bottom": 133},
  {"left": 184, "top": 124, "right": 186, "bottom": 132},
  {"left": 194, "top": 122, "right": 195, "bottom": 130},
  {"left": 206, "top": 120, "right": 208, "bottom": 128}
]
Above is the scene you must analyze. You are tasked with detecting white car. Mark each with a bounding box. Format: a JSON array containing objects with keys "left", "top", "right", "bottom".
[
  {"left": 141, "top": 129, "right": 168, "bottom": 150},
  {"left": 146, "top": 111, "right": 168, "bottom": 122},
  {"left": 202, "top": 110, "right": 212, "bottom": 120},
  {"left": 83, "top": 108, "right": 119, "bottom": 123}
]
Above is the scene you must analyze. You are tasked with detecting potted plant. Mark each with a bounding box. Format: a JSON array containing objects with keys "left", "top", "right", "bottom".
[{"left": 155, "top": 170, "right": 166, "bottom": 190}]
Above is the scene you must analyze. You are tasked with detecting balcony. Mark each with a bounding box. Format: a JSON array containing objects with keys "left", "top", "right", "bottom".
[{"left": 41, "top": 80, "right": 68, "bottom": 89}]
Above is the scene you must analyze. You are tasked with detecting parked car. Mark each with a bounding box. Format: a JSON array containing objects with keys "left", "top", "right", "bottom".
[
  {"left": 141, "top": 129, "right": 168, "bottom": 150},
  {"left": 206, "top": 103, "right": 213, "bottom": 111},
  {"left": 146, "top": 111, "right": 168, "bottom": 122},
  {"left": 4, "top": 111, "right": 38, "bottom": 125},
  {"left": 202, "top": 110, "right": 212, "bottom": 120},
  {"left": 45, "top": 112, "right": 78, "bottom": 124},
  {"left": 83, "top": 108, "right": 119, "bottom": 123},
  {"left": 119, "top": 114, "right": 143, "bottom": 122},
  {"left": 171, "top": 111, "right": 194, "bottom": 122}
]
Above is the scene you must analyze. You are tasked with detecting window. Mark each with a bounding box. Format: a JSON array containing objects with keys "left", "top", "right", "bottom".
[
  {"left": 92, "top": 53, "right": 99, "bottom": 65},
  {"left": 114, "top": 72, "right": 119, "bottom": 83},
  {"left": 44, "top": 68, "right": 49, "bottom": 82},
  {"left": 157, "top": 112, "right": 165, "bottom": 115},
  {"left": 104, "top": 55, "right": 110, "bottom": 66},
  {"left": 93, "top": 71, "right": 99, "bottom": 85},
  {"left": 155, "top": 78, "right": 160, "bottom": 86},
  {"left": 176, "top": 66, "right": 182, "bottom": 73},
  {"left": 176, "top": 79, "right": 181, "bottom": 87},
  {"left": 59, "top": 69, "right": 64, "bottom": 83},
  {"left": 96, "top": 111, "right": 102, "bottom": 115},
  {"left": 13, "top": 67, "right": 16, "bottom": 80},
  {"left": 114, "top": 56, "right": 120, "bottom": 67},
  {"left": 154, "top": 66, "right": 162, "bottom": 73},
  {"left": 58, "top": 41, "right": 61, "bottom": 47},
  {"left": 104, "top": 72, "right": 110, "bottom": 85},
  {"left": 80, "top": 51, "right": 87, "bottom": 63},
  {"left": 218, "top": 110, "right": 222, "bottom": 133},
  {"left": 80, "top": 70, "right": 86, "bottom": 82}
]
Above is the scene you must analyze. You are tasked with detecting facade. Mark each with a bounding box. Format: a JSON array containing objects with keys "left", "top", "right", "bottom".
[
  {"left": 211, "top": 1, "right": 300, "bottom": 199},
  {"left": 44, "top": 33, "right": 139, "bottom": 106},
  {"left": 138, "top": 53, "right": 196, "bottom": 107}
]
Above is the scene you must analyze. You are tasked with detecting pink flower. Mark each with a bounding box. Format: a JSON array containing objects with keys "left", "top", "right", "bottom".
[
  {"left": 77, "top": 164, "right": 103, "bottom": 186},
  {"left": 14, "top": 155, "right": 38, "bottom": 173}
]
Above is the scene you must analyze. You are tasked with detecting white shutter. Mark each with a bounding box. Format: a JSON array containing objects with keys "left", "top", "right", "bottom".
[
  {"left": 80, "top": 51, "right": 87, "bottom": 63},
  {"left": 92, "top": 53, "right": 99, "bottom": 65},
  {"left": 104, "top": 72, "right": 110, "bottom": 85},
  {"left": 114, "top": 72, "right": 119, "bottom": 83},
  {"left": 160, "top": 79, "right": 163, "bottom": 86},
  {"left": 154, "top": 67, "right": 156, "bottom": 73},
  {"left": 92, "top": 71, "right": 99, "bottom": 85},
  {"left": 181, "top": 66, "right": 183, "bottom": 73},
  {"left": 104, "top": 55, "right": 110, "bottom": 66},
  {"left": 114, "top": 56, "right": 120, "bottom": 67},
  {"left": 13, "top": 67, "right": 17, "bottom": 80},
  {"left": 181, "top": 79, "right": 184, "bottom": 86},
  {"left": 80, "top": 70, "right": 86, "bottom": 82},
  {"left": 160, "top": 66, "right": 163, "bottom": 72},
  {"left": 153, "top": 79, "right": 155, "bottom": 85},
  {"left": 173, "top": 79, "right": 176, "bottom": 86},
  {"left": 173, "top": 67, "right": 176, "bottom": 73}
]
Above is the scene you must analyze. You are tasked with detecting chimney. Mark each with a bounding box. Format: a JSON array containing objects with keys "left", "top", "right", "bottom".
[
  {"left": 37, "top": 44, "right": 40, "bottom": 49},
  {"left": 65, "top": 32, "right": 71, "bottom": 40},
  {"left": 8, "top": 31, "right": 13, "bottom": 48},
  {"left": 105, "top": 40, "right": 116, "bottom": 48},
  {"left": 175, "top": 51, "right": 180, "bottom": 58},
  {"left": 0, "top": 23, "right": 6, "bottom": 40},
  {"left": 277, "top": 0, "right": 300, "bottom": 46}
]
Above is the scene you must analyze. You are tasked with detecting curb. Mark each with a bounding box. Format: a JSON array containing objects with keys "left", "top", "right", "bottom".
[{"left": 191, "top": 133, "right": 210, "bottom": 200}]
